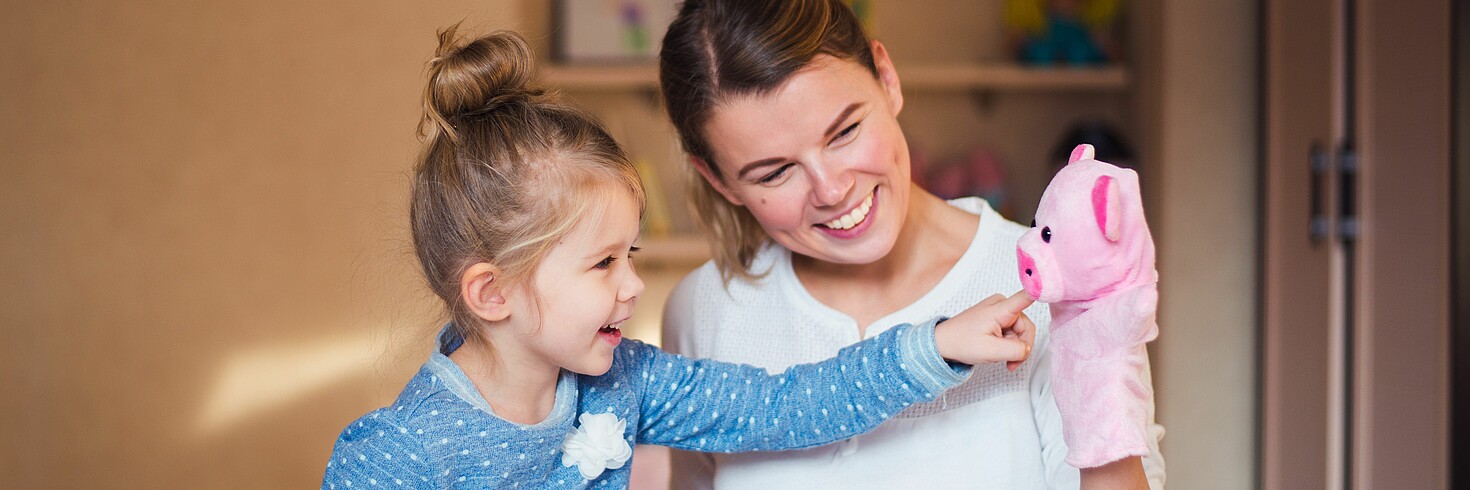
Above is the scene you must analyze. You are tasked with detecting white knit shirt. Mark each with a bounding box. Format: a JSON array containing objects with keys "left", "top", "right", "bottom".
[{"left": 662, "top": 198, "right": 1165, "bottom": 489}]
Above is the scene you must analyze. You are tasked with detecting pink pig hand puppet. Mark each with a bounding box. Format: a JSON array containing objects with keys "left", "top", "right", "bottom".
[{"left": 1016, "top": 144, "right": 1158, "bottom": 469}]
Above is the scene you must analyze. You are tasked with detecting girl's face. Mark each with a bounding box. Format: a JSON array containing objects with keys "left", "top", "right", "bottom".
[
  {"left": 698, "top": 48, "right": 911, "bottom": 266},
  {"left": 509, "top": 189, "right": 644, "bottom": 376}
]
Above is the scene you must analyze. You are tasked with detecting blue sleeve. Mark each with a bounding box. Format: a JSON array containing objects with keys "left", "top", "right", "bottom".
[
  {"left": 632, "top": 317, "right": 969, "bottom": 453},
  {"left": 322, "top": 410, "right": 437, "bottom": 489}
]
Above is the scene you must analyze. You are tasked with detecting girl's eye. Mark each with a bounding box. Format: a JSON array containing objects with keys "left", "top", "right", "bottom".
[
  {"left": 757, "top": 163, "right": 795, "bottom": 184},
  {"left": 594, "top": 256, "right": 616, "bottom": 270},
  {"left": 832, "top": 121, "right": 861, "bottom": 144}
]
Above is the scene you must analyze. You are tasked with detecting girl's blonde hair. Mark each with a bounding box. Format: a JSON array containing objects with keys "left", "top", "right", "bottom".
[
  {"left": 412, "top": 26, "right": 644, "bottom": 346},
  {"left": 658, "top": 0, "right": 877, "bottom": 283}
]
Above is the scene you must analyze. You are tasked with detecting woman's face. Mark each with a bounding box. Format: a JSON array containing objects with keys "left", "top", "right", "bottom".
[{"left": 698, "top": 45, "right": 911, "bottom": 266}]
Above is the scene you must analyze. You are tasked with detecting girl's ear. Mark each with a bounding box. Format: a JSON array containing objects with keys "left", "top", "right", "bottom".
[
  {"left": 690, "top": 155, "right": 744, "bottom": 206},
  {"left": 461, "top": 262, "right": 512, "bottom": 322},
  {"left": 869, "top": 40, "right": 905, "bottom": 117}
]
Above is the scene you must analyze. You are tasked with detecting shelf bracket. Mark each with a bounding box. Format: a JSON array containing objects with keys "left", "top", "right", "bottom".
[{"left": 968, "top": 88, "right": 998, "bottom": 115}]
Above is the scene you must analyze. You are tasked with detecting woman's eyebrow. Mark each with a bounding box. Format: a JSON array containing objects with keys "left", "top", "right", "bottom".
[
  {"left": 737, "top": 157, "right": 786, "bottom": 180},
  {"left": 823, "top": 102, "right": 863, "bottom": 137}
]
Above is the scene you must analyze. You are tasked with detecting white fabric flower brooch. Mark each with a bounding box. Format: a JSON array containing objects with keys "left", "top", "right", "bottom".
[{"left": 560, "top": 412, "right": 633, "bottom": 480}]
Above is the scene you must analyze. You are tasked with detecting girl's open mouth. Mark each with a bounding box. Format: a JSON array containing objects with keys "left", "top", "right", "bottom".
[{"left": 597, "top": 322, "right": 623, "bottom": 345}]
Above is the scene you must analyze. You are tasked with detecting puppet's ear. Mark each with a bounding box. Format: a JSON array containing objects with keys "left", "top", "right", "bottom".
[
  {"left": 1069, "top": 144, "right": 1096, "bottom": 164},
  {"left": 1093, "top": 175, "right": 1122, "bottom": 241}
]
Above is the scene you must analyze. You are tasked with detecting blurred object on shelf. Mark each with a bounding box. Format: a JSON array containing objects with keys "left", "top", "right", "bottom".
[
  {"left": 1003, "top": 0, "right": 1123, "bottom": 66},
  {"left": 843, "top": 0, "right": 876, "bottom": 35},
  {"left": 634, "top": 158, "right": 673, "bottom": 238},
  {"left": 553, "top": 0, "right": 679, "bottom": 63},
  {"left": 1050, "top": 119, "right": 1136, "bottom": 173},
  {"left": 917, "top": 146, "right": 1012, "bottom": 216}
]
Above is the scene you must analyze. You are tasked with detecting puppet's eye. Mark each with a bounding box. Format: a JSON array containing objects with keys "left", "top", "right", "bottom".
[
  {"left": 1041, "top": 226, "right": 1052, "bottom": 243},
  {"left": 1030, "top": 219, "right": 1036, "bottom": 228}
]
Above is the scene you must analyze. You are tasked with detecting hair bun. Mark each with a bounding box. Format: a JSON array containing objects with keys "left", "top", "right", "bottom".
[{"left": 422, "top": 26, "right": 544, "bottom": 140}]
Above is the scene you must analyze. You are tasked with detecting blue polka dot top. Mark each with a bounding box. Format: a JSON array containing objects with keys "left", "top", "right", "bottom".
[{"left": 323, "top": 317, "right": 966, "bottom": 488}]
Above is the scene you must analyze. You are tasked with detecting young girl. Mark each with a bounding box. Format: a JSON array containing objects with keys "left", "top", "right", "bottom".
[{"left": 323, "top": 28, "right": 1036, "bottom": 489}]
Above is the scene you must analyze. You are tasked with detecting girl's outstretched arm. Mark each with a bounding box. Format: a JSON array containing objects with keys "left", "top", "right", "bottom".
[{"left": 630, "top": 317, "right": 966, "bottom": 452}]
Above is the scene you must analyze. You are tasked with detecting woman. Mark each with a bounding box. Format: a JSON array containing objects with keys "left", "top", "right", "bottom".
[{"left": 656, "top": 0, "right": 1165, "bottom": 488}]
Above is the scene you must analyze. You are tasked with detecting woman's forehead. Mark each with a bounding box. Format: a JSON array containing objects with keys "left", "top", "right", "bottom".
[
  {"left": 714, "top": 55, "right": 875, "bottom": 114},
  {"left": 704, "top": 56, "right": 880, "bottom": 158}
]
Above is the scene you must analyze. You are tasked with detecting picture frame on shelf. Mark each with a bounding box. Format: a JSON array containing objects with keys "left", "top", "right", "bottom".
[{"left": 552, "top": 0, "right": 679, "bottom": 63}]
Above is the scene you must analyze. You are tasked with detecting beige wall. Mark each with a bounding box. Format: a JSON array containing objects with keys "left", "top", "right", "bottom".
[
  {"left": 0, "top": 1, "right": 522, "bottom": 487},
  {"left": 1139, "top": 0, "right": 1260, "bottom": 487},
  {"left": 1, "top": 1, "right": 1265, "bottom": 488}
]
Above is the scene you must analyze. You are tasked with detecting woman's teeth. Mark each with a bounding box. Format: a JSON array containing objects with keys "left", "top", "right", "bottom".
[{"left": 823, "top": 193, "right": 874, "bottom": 230}]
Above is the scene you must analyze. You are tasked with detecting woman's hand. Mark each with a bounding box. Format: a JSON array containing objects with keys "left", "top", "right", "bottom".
[{"left": 933, "top": 290, "right": 1037, "bottom": 370}]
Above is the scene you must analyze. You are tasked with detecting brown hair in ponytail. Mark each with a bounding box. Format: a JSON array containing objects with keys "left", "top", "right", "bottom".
[{"left": 412, "top": 26, "right": 644, "bottom": 346}]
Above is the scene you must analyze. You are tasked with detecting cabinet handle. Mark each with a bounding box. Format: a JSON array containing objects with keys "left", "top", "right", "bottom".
[{"left": 1310, "top": 141, "right": 1330, "bottom": 243}]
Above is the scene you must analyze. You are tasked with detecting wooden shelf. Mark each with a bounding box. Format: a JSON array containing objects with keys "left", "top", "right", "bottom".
[
  {"left": 898, "top": 64, "right": 1129, "bottom": 91},
  {"left": 540, "top": 64, "right": 660, "bottom": 91},
  {"left": 636, "top": 234, "right": 710, "bottom": 265},
  {"left": 541, "top": 63, "right": 1129, "bottom": 92}
]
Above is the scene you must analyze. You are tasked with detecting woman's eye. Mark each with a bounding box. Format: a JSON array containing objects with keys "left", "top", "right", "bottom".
[
  {"left": 757, "top": 163, "right": 794, "bottom": 184},
  {"left": 832, "top": 122, "right": 861, "bottom": 144}
]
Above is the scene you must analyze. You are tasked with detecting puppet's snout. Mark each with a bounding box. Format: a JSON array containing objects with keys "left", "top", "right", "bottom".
[
  {"left": 1016, "top": 237, "right": 1057, "bottom": 303},
  {"left": 1017, "top": 230, "right": 1064, "bottom": 303},
  {"left": 1017, "top": 248, "right": 1042, "bottom": 298}
]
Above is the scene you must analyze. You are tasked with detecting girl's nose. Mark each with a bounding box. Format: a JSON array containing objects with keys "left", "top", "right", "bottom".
[{"left": 618, "top": 268, "right": 645, "bottom": 303}]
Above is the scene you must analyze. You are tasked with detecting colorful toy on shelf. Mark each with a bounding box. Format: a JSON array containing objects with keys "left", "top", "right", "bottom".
[
  {"left": 1015, "top": 144, "right": 1157, "bottom": 468},
  {"left": 1050, "top": 119, "right": 1135, "bottom": 175},
  {"left": 1004, "top": 0, "right": 1122, "bottom": 66},
  {"left": 921, "top": 149, "right": 1010, "bottom": 215},
  {"left": 842, "top": 0, "right": 875, "bottom": 34}
]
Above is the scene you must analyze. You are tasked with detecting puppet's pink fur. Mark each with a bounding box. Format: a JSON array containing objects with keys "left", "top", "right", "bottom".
[{"left": 1017, "top": 144, "right": 1158, "bottom": 468}]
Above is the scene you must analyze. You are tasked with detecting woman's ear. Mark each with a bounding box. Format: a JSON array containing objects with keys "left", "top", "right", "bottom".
[
  {"left": 869, "top": 40, "right": 905, "bottom": 117},
  {"left": 690, "top": 155, "right": 744, "bottom": 206},
  {"left": 461, "top": 262, "right": 512, "bottom": 322}
]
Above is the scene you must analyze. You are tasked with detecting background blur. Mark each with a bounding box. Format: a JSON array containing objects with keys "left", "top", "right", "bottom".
[{"left": 0, "top": 0, "right": 1455, "bottom": 488}]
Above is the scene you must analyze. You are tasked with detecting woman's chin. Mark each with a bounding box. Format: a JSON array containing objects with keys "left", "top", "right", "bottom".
[{"left": 786, "top": 231, "right": 899, "bottom": 267}]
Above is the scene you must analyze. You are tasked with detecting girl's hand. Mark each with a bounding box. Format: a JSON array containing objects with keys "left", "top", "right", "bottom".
[{"left": 933, "top": 290, "right": 1037, "bottom": 370}]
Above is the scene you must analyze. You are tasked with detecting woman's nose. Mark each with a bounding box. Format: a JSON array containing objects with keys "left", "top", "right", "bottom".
[{"left": 807, "top": 164, "right": 854, "bottom": 208}]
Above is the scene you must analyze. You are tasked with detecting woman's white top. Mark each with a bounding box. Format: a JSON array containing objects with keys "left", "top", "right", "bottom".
[{"left": 662, "top": 198, "right": 1165, "bottom": 489}]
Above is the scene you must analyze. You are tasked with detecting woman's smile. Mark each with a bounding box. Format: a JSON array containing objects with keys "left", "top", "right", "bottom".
[{"left": 815, "top": 186, "right": 879, "bottom": 239}]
